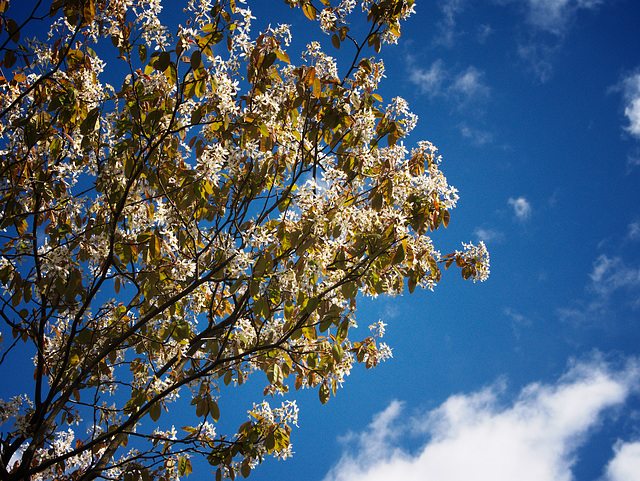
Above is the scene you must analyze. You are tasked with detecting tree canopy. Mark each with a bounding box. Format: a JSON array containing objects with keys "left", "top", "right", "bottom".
[{"left": 0, "top": 0, "right": 489, "bottom": 479}]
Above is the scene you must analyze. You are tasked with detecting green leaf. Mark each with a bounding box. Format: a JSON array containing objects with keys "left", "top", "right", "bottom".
[
  {"left": 284, "top": 300, "right": 294, "bottom": 321},
  {"left": 265, "top": 431, "right": 276, "bottom": 451},
  {"left": 196, "top": 398, "right": 207, "bottom": 417},
  {"left": 392, "top": 242, "right": 405, "bottom": 265},
  {"left": 209, "top": 399, "right": 220, "bottom": 422},
  {"left": 155, "top": 51, "right": 171, "bottom": 72},
  {"left": 442, "top": 210, "right": 450, "bottom": 228},
  {"left": 462, "top": 265, "right": 473, "bottom": 280},
  {"left": 178, "top": 457, "right": 192, "bottom": 476},
  {"left": 336, "top": 318, "right": 349, "bottom": 342},
  {"left": 123, "top": 155, "right": 135, "bottom": 178},
  {"left": 191, "top": 49, "right": 202, "bottom": 69},
  {"left": 149, "top": 401, "right": 161, "bottom": 422},
  {"left": 319, "top": 383, "right": 330, "bottom": 404},
  {"left": 191, "top": 106, "right": 203, "bottom": 125},
  {"left": 24, "top": 121, "right": 37, "bottom": 149},
  {"left": 341, "top": 281, "right": 358, "bottom": 299},
  {"left": 258, "top": 121, "right": 269, "bottom": 137},
  {"left": 223, "top": 370, "right": 233, "bottom": 386},
  {"left": 6, "top": 18, "right": 19, "bottom": 43},
  {"left": 138, "top": 44, "right": 147, "bottom": 63},
  {"left": 262, "top": 51, "right": 277, "bottom": 70},
  {"left": 3, "top": 49, "right": 16, "bottom": 69},
  {"left": 319, "top": 316, "right": 333, "bottom": 333},
  {"left": 266, "top": 364, "right": 282, "bottom": 385},
  {"left": 195, "top": 78, "right": 206, "bottom": 98},
  {"left": 332, "top": 343, "right": 343, "bottom": 363},
  {"left": 165, "top": 63, "right": 177, "bottom": 85},
  {"left": 240, "top": 460, "right": 251, "bottom": 478},
  {"left": 80, "top": 107, "right": 100, "bottom": 135},
  {"left": 408, "top": 274, "right": 417, "bottom": 294},
  {"left": 331, "top": 34, "right": 340, "bottom": 49},
  {"left": 303, "top": 296, "right": 319, "bottom": 314}
]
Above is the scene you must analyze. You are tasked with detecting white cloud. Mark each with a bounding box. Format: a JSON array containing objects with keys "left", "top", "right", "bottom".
[
  {"left": 474, "top": 227, "right": 504, "bottom": 243},
  {"left": 408, "top": 61, "right": 490, "bottom": 108},
  {"left": 435, "top": 0, "right": 467, "bottom": 47},
  {"left": 323, "top": 358, "right": 640, "bottom": 481},
  {"left": 517, "top": 41, "right": 557, "bottom": 83},
  {"left": 558, "top": 254, "right": 640, "bottom": 325},
  {"left": 604, "top": 440, "right": 640, "bottom": 481},
  {"left": 589, "top": 255, "right": 640, "bottom": 297},
  {"left": 524, "top": 0, "right": 603, "bottom": 35},
  {"left": 513, "top": 0, "right": 601, "bottom": 82},
  {"left": 409, "top": 60, "right": 448, "bottom": 97},
  {"left": 504, "top": 307, "right": 532, "bottom": 327},
  {"left": 508, "top": 197, "right": 532, "bottom": 220},
  {"left": 628, "top": 148, "right": 640, "bottom": 168},
  {"left": 619, "top": 71, "right": 640, "bottom": 140},
  {"left": 451, "top": 66, "right": 491, "bottom": 100},
  {"left": 460, "top": 125, "right": 493, "bottom": 145},
  {"left": 628, "top": 222, "right": 640, "bottom": 241},
  {"left": 504, "top": 307, "right": 532, "bottom": 339},
  {"left": 477, "top": 24, "right": 493, "bottom": 43}
]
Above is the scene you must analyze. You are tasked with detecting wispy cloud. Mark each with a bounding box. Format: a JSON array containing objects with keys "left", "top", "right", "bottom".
[
  {"left": 524, "top": 0, "right": 603, "bottom": 36},
  {"left": 408, "top": 61, "right": 490, "bottom": 107},
  {"left": 627, "top": 222, "right": 640, "bottom": 241},
  {"left": 451, "top": 66, "right": 491, "bottom": 102},
  {"left": 477, "top": 24, "right": 493, "bottom": 43},
  {"left": 511, "top": 0, "right": 603, "bottom": 82},
  {"left": 409, "top": 60, "right": 448, "bottom": 97},
  {"left": 323, "top": 357, "right": 640, "bottom": 481},
  {"left": 628, "top": 148, "right": 640, "bottom": 169},
  {"left": 460, "top": 124, "right": 493, "bottom": 146},
  {"left": 508, "top": 197, "right": 532, "bottom": 220},
  {"left": 558, "top": 254, "right": 640, "bottom": 325},
  {"left": 407, "top": 60, "right": 494, "bottom": 144},
  {"left": 474, "top": 227, "right": 504, "bottom": 243},
  {"left": 434, "top": 0, "right": 468, "bottom": 47},
  {"left": 589, "top": 255, "right": 640, "bottom": 298},
  {"left": 504, "top": 307, "right": 532, "bottom": 339},
  {"left": 517, "top": 41, "right": 557, "bottom": 83},
  {"left": 504, "top": 307, "right": 532, "bottom": 327},
  {"left": 618, "top": 70, "right": 640, "bottom": 140}
]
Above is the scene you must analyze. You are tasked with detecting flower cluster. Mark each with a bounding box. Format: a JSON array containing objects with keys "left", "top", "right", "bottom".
[{"left": 0, "top": 0, "right": 487, "bottom": 479}]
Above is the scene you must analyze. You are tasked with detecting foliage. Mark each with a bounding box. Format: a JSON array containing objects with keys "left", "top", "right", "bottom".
[{"left": 0, "top": 0, "right": 489, "bottom": 479}]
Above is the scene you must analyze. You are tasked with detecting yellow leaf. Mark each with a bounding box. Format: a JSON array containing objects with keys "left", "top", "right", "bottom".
[
  {"left": 302, "top": 3, "right": 316, "bottom": 21},
  {"left": 15, "top": 219, "right": 27, "bottom": 236},
  {"left": 305, "top": 66, "right": 316, "bottom": 87},
  {"left": 275, "top": 49, "right": 290, "bottom": 63},
  {"left": 83, "top": 0, "right": 96, "bottom": 25},
  {"left": 195, "top": 78, "right": 206, "bottom": 98}
]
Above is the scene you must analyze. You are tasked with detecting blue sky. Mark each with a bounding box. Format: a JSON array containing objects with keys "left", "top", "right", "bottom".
[
  {"left": 241, "top": 1, "right": 640, "bottom": 480},
  {"left": 3, "top": 1, "right": 640, "bottom": 480}
]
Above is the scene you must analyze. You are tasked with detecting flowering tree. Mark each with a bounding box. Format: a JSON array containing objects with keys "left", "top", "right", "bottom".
[{"left": 0, "top": 0, "right": 489, "bottom": 479}]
